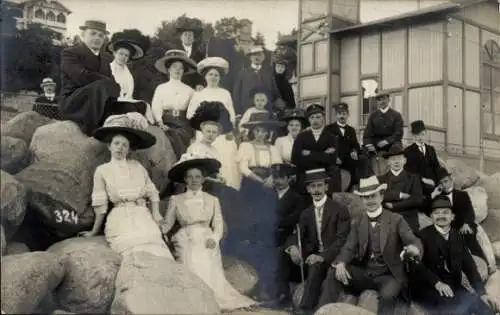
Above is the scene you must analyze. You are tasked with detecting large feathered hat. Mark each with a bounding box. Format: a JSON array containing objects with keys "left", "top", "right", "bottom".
[
  {"left": 189, "top": 101, "right": 233, "bottom": 134},
  {"left": 107, "top": 29, "right": 151, "bottom": 60}
]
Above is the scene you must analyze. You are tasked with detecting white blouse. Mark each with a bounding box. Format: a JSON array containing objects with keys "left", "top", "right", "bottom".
[
  {"left": 110, "top": 61, "right": 135, "bottom": 100},
  {"left": 237, "top": 142, "right": 282, "bottom": 177},
  {"left": 274, "top": 134, "right": 295, "bottom": 163},
  {"left": 151, "top": 79, "right": 194, "bottom": 123},
  {"left": 186, "top": 87, "right": 236, "bottom": 125}
]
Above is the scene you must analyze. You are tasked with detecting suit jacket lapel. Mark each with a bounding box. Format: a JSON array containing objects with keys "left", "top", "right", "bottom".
[
  {"left": 359, "top": 215, "right": 370, "bottom": 258},
  {"left": 320, "top": 200, "right": 332, "bottom": 239},
  {"left": 379, "top": 211, "right": 390, "bottom": 251}
]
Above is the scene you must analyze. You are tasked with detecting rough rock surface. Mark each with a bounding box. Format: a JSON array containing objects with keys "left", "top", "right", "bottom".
[
  {"left": 462, "top": 256, "right": 489, "bottom": 291},
  {"left": 493, "top": 241, "right": 500, "bottom": 261},
  {"left": 0, "top": 111, "right": 54, "bottom": 144},
  {"left": 0, "top": 136, "right": 30, "bottom": 174},
  {"left": 0, "top": 171, "right": 27, "bottom": 239},
  {"left": 111, "top": 251, "right": 220, "bottom": 315},
  {"left": 47, "top": 236, "right": 122, "bottom": 314},
  {"left": 314, "top": 303, "right": 375, "bottom": 315},
  {"left": 4, "top": 241, "right": 30, "bottom": 255},
  {"left": 331, "top": 193, "right": 364, "bottom": 220},
  {"left": 222, "top": 256, "right": 259, "bottom": 295},
  {"left": 228, "top": 309, "right": 291, "bottom": 315},
  {"left": 446, "top": 159, "right": 480, "bottom": 189},
  {"left": 464, "top": 186, "right": 488, "bottom": 223},
  {"left": 475, "top": 173, "right": 500, "bottom": 210},
  {"left": 1, "top": 251, "right": 65, "bottom": 314},
  {"left": 485, "top": 270, "right": 500, "bottom": 304},
  {"left": 0, "top": 225, "right": 5, "bottom": 256},
  {"left": 481, "top": 210, "right": 500, "bottom": 243},
  {"left": 418, "top": 213, "right": 433, "bottom": 230},
  {"left": 476, "top": 225, "right": 496, "bottom": 269}
]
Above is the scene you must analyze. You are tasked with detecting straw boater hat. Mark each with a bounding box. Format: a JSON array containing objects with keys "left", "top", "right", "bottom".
[
  {"left": 197, "top": 57, "right": 229, "bottom": 75},
  {"left": 155, "top": 49, "right": 197, "bottom": 75},
  {"left": 79, "top": 20, "right": 109, "bottom": 34},
  {"left": 241, "top": 112, "right": 285, "bottom": 130},
  {"left": 280, "top": 108, "right": 309, "bottom": 127},
  {"left": 93, "top": 112, "right": 156, "bottom": 150},
  {"left": 410, "top": 120, "right": 426, "bottom": 134},
  {"left": 247, "top": 45, "right": 265, "bottom": 56},
  {"left": 382, "top": 143, "right": 405, "bottom": 159},
  {"left": 353, "top": 175, "right": 388, "bottom": 196},
  {"left": 40, "top": 77, "right": 56, "bottom": 88},
  {"left": 107, "top": 39, "right": 144, "bottom": 60},
  {"left": 189, "top": 101, "right": 233, "bottom": 134},
  {"left": 304, "top": 168, "right": 330, "bottom": 183},
  {"left": 168, "top": 152, "right": 221, "bottom": 183}
]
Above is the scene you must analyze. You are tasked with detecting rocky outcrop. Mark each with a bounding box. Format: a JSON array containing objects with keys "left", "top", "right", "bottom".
[
  {"left": 4, "top": 241, "right": 30, "bottom": 255},
  {"left": 0, "top": 136, "right": 30, "bottom": 174},
  {"left": 481, "top": 210, "right": 500, "bottom": 243},
  {"left": 222, "top": 256, "right": 259, "bottom": 295},
  {"left": 463, "top": 186, "right": 488, "bottom": 223},
  {"left": 475, "top": 173, "right": 500, "bottom": 210},
  {"left": 445, "top": 159, "right": 479, "bottom": 189},
  {"left": 0, "top": 111, "right": 54, "bottom": 144},
  {"left": 0, "top": 171, "right": 27, "bottom": 240},
  {"left": 314, "top": 303, "right": 375, "bottom": 315}
]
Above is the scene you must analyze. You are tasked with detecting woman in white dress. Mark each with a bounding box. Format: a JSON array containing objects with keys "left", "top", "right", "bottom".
[
  {"left": 161, "top": 153, "right": 257, "bottom": 311},
  {"left": 274, "top": 108, "right": 309, "bottom": 163},
  {"left": 186, "top": 57, "right": 241, "bottom": 190},
  {"left": 79, "top": 113, "right": 173, "bottom": 259}
]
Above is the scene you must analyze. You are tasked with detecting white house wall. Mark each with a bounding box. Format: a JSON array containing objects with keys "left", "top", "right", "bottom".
[
  {"left": 465, "top": 24, "right": 481, "bottom": 88},
  {"left": 453, "top": 1, "right": 500, "bottom": 32},
  {"left": 340, "top": 36, "right": 360, "bottom": 93},
  {"left": 447, "top": 86, "right": 464, "bottom": 154},
  {"left": 381, "top": 29, "right": 405, "bottom": 90},
  {"left": 361, "top": 33, "right": 380, "bottom": 75},
  {"left": 447, "top": 18, "right": 463, "bottom": 84},
  {"left": 300, "top": 74, "right": 329, "bottom": 98},
  {"left": 408, "top": 86, "right": 444, "bottom": 127},
  {"left": 464, "top": 90, "right": 481, "bottom": 156},
  {"left": 408, "top": 22, "right": 444, "bottom": 84}
]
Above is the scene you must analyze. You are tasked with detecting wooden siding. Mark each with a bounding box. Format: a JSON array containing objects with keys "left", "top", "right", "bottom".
[
  {"left": 300, "top": 74, "right": 328, "bottom": 98},
  {"left": 408, "top": 86, "right": 443, "bottom": 127},
  {"left": 301, "top": 0, "right": 327, "bottom": 22},
  {"left": 447, "top": 86, "right": 463, "bottom": 154},
  {"left": 481, "top": 30, "right": 500, "bottom": 46},
  {"left": 392, "top": 94, "right": 404, "bottom": 121},
  {"left": 331, "top": 73, "right": 340, "bottom": 104},
  {"left": 408, "top": 22, "right": 444, "bottom": 84},
  {"left": 464, "top": 91, "right": 481, "bottom": 156},
  {"left": 381, "top": 29, "right": 405, "bottom": 90},
  {"left": 485, "top": 140, "right": 500, "bottom": 159},
  {"left": 315, "top": 40, "right": 329, "bottom": 72},
  {"left": 331, "top": 38, "right": 341, "bottom": 71},
  {"left": 361, "top": 33, "right": 379, "bottom": 75},
  {"left": 300, "top": 43, "right": 314, "bottom": 74},
  {"left": 331, "top": 0, "right": 360, "bottom": 23},
  {"left": 340, "top": 95, "right": 360, "bottom": 129},
  {"left": 429, "top": 130, "right": 446, "bottom": 151},
  {"left": 447, "top": 19, "right": 463, "bottom": 84},
  {"left": 454, "top": 1, "right": 500, "bottom": 32},
  {"left": 300, "top": 18, "right": 330, "bottom": 42},
  {"left": 464, "top": 24, "right": 480, "bottom": 88},
  {"left": 340, "top": 36, "right": 360, "bottom": 93}
]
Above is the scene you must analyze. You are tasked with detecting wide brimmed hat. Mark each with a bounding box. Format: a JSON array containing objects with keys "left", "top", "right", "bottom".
[
  {"left": 430, "top": 195, "right": 452, "bottom": 210},
  {"left": 175, "top": 22, "right": 203, "bottom": 34},
  {"left": 353, "top": 175, "right": 388, "bottom": 196},
  {"left": 107, "top": 39, "right": 144, "bottom": 60},
  {"left": 197, "top": 57, "right": 229, "bottom": 75},
  {"left": 190, "top": 101, "right": 233, "bottom": 133},
  {"left": 40, "top": 77, "right": 56, "bottom": 88},
  {"left": 273, "top": 54, "right": 288, "bottom": 65},
  {"left": 271, "top": 163, "right": 296, "bottom": 177},
  {"left": 93, "top": 112, "right": 156, "bottom": 150},
  {"left": 304, "top": 168, "right": 330, "bottom": 183},
  {"left": 155, "top": 49, "right": 197, "bottom": 75},
  {"left": 79, "top": 20, "right": 109, "bottom": 34},
  {"left": 436, "top": 167, "right": 452, "bottom": 182},
  {"left": 411, "top": 120, "right": 426, "bottom": 134},
  {"left": 168, "top": 152, "right": 221, "bottom": 183},
  {"left": 241, "top": 112, "right": 285, "bottom": 129},
  {"left": 334, "top": 102, "right": 349, "bottom": 113},
  {"left": 305, "top": 103, "right": 325, "bottom": 117},
  {"left": 247, "top": 45, "right": 265, "bottom": 56},
  {"left": 382, "top": 143, "right": 405, "bottom": 158},
  {"left": 280, "top": 108, "right": 309, "bottom": 127},
  {"left": 375, "top": 91, "right": 390, "bottom": 100}
]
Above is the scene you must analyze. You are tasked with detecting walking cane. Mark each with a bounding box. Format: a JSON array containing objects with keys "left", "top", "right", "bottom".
[{"left": 296, "top": 223, "right": 305, "bottom": 285}]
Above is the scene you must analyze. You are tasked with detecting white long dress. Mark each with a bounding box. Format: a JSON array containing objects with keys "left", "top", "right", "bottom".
[
  {"left": 163, "top": 190, "right": 256, "bottom": 310},
  {"left": 186, "top": 87, "right": 241, "bottom": 190},
  {"left": 91, "top": 159, "right": 173, "bottom": 259}
]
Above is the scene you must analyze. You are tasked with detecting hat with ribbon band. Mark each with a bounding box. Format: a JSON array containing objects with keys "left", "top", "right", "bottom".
[{"left": 168, "top": 152, "right": 221, "bottom": 183}]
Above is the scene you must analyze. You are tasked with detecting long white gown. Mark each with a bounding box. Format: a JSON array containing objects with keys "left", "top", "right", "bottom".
[
  {"left": 163, "top": 190, "right": 256, "bottom": 310},
  {"left": 186, "top": 87, "right": 241, "bottom": 190}
]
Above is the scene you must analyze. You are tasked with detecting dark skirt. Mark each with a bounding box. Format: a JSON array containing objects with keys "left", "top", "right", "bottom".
[{"left": 162, "top": 112, "right": 194, "bottom": 159}]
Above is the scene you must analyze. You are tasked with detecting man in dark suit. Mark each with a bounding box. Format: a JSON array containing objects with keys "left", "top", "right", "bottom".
[
  {"left": 284, "top": 168, "right": 351, "bottom": 312},
  {"left": 429, "top": 167, "right": 488, "bottom": 263},
  {"left": 362, "top": 92, "right": 404, "bottom": 155},
  {"left": 404, "top": 120, "right": 441, "bottom": 196},
  {"left": 325, "top": 102, "right": 362, "bottom": 190},
  {"left": 60, "top": 20, "right": 121, "bottom": 136},
  {"left": 378, "top": 144, "right": 424, "bottom": 233},
  {"left": 168, "top": 23, "right": 205, "bottom": 90},
  {"left": 410, "top": 196, "right": 498, "bottom": 315},
  {"left": 33, "top": 77, "right": 62, "bottom": 119},
  {"left": 292, "top": 104, "right": 342, "bottom": 195},
  {"left": 319, "top": 175, "right": 423, "bottom": 315}
]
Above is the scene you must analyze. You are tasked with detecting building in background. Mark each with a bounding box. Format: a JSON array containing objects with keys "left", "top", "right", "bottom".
[
  {"left": 296, "top": 0, "right": 500, "bottom": 167},
  {"left": 5, "top": 0, "right": 71, "bottom": 41}
]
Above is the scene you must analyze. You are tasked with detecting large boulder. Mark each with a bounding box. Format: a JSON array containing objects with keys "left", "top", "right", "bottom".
[
  {"left": 463, "top": 186, "right": 488, "bottom": 223},
  {"left": 418, "top": 213, "right": 433, "bottom": 230},
  {"left": 314, "top": 303, "right": 375, "bottom": 315},
  {"left": 331, "top": 193, "right": 364, "bottom": 220},
  {"left": 0, "top": 111, "right": 54, "bottom": 144},
  {"left": 475, "top": 173, "right": 500, "bottom": 210},
  {"left": 110, "top": 251, "right": 220, "bottom": 314},
  {"left": 222, "top": 256, "right": 259, "bottom": 295},
  {"left": 481, "top": 210, "right": 500, "bottom": 243},
  {"left": 228, "top": 309, "right": 290, "bottom": 315},
  {"left": 485, "top": 271, "right": 500, "bottom": 305},
  {"left": 0, "top": 136, "right": 30, "bottom": 174},
  {"left": 357, "top": 290, "right": 378, "bottom": 313},
  {"left": 493, "top": 241, "right": 500, "bottom": 261},
  {"left": 462, "top": 255, "right": 488, "bottom": 291},
  {"left": 476, "top": 225, "right": 497, "bottom": 270},
  {"left": 446, "top": 159, "right": 480, "bottom": 189},
  {"left": 1, "top": 252, "right": 65, "bottom": 314},
  {"left": 4, "top": 241, "right": 30, "bottom": 255},
  {"left": 0, "top": 171, "right": 27, "bottom": 239},
  {"left": 47, "top": 236, "right": 122, "bottom": 314},
  {"left": 0, "top": 225, "right": 5, "bottom": 256}
]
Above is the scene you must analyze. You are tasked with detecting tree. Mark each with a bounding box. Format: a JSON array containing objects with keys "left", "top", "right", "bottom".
[
  {"left": 253, "top": 32, "right": 266, "bottom": 47},
  {"left": 214, "top": 17, "right": 243, "bottom": 39}
]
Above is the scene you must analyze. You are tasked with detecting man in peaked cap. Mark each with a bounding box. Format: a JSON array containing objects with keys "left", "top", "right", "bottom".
[
  {"left": 291, "top": 103, "right": 342, "bottom": 196},
  {"left": 33, "top": 77, "right": 62, "bottom": 119},
  {"left": 410, "top": 195, "right": 498, "bottom": 315}
]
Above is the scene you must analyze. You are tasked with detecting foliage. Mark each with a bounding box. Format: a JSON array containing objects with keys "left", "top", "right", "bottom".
[
  {"left": 253, "top": 32, "right": 266, "bottom": 47},
  {"left": 109, "top": 29, "right": 152, "bottom": 54},
  {"left": 214, "top": 17, "right": 245, "bottom": 39}
]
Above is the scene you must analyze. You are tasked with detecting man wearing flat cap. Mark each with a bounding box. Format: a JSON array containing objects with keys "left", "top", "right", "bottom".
[
  {"left": 33, "top": 77, "right": 62, "bottom": 119},
  {"left": 362, "top": 91, "right": 404, "bottom": 155},
  {"left": 410, "top": 195, "right": 498, "bottom": 315}
]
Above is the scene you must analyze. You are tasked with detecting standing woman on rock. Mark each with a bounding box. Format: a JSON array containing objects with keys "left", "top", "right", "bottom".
[
  {"left": 161, "top": 153, "right": 257, "bottom": 311},
  {"left": 79, "top": 113, "right": 173, "bottom": 259},
  {"left": 151, "top": 50, "right": 198, "bottom": 158},
  {"left": 186, "top": 57, "right": 241, "bottom": 190}
]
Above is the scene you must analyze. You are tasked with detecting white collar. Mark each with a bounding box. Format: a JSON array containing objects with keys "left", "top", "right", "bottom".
[
  {"left": 311, "top": 127, "right": 324, "bottom": 134},
  {"left": 390, "top": 168, "right": 404, "bottom": 176},
  {"left": 186, "top": 188, "right": 202, "bottom": 196},
  {"left": 276, "top": 186, "right": 289, "bottom": 196},
  {"left": 111, "top": 60, "right": 127, "bottom": 69},
  {"left": 183, "top": 43, "right": 192, "bottom": 48},
  {"left": 379, "top": 106, "right": 390, "bottom": 114},
  {"left": 415, "top": 142, "right": 426, "bottom": 147},
  {"left": 337, "top": 122, "right": 347, "bottom": 128},
  {"left": 44, "top": 93, "right": 56, "bottom": 98},
  {"left": 251, "top": 64, "right": 262, "bottom": 70},
  {"left": 312, "top": 195, "right": 327, "bottom": 209},
  {"left": 434, "top": 225, "right": 451, "bottom": 238},
  {"left": 84, "top": 43, "right": 100, "bottom": 56},
  {"left": 367, "top": 207, "right": 383, "bottom": 218}
]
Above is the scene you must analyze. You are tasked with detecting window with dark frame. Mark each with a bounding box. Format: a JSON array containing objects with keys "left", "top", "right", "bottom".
[{"left": 481, "top": 40, "right": 500, "bottom": 137}]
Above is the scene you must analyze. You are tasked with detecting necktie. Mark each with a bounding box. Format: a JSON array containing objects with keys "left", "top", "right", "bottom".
[
  {"left": 419, "top": 145, "right": 425, "bottom": 155},
  {"left": 315, "top": 207, "right": 324, "bottom": 252}
]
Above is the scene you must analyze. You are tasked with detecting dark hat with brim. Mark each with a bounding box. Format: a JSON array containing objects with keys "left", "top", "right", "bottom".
[
  {"left": 280, "top": 108, "right": 309, "bottom": 127},
  {"left": 375, "top": 91, "right": 390, "bottom": 100},
  {"left": 241, "top": 112, "right": 285, "bottom": 129},
  {"left": 305, "top": 103, "right": 325, "bottom": 117},
  {"left": 168, "top": 153, "right": 221, "bottom": 183},
  {"left": 430, "top": 195, "right": 453, "bottom": 211},
  {"left": 190, "top": 101, "right": 233, "bottom": 134},
  {"left": 107, "top": 39, "right": 144, "bottom": 60},
  {"left": 382, "top": 143, "right": 405, "bottom": 158},
  {"left": 93, "top": 113, "right": 156, "bottom": 150},
  {"left": 155, "top": 49, "right": 197, "bottom": 75},
  {"left": 271, "top": 163, "right": 296, "bottom": 177},
  {"left": 436, "top": 167, "right": 452, "bottom": 182},
  {"left": 304, "top": 168, "right": 330, "bottom": 183},
  {"left": 175, "top": 25, "right": 203, "bottom": 34},
  {"left": 410, "top": 120, "right": 426, "bottom": 134},
  {"left": 334, "top": 102, "right": 349, "bottom": 113},
  {"left": 79, "top": 20, "right": 109, "bottom": 34}
]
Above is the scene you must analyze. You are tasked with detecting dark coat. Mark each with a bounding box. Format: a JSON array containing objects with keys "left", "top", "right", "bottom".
[
  {"left": 291, "top": 129, "right": 340, "bottom": 172},
  {"left": 288, "top": 198, "right": 351, "bottom": 264},
  {"left": 205, "top": 38, "right": 246, "bottom": 93},
  {"left": 276, "top": 189, "right": 308, "bottom": 245},
  {"left": 362, "top": 108, "right": 404, "bottom": 150},
  {"left": 168, "top": 40, "right": 205, "bottom": 89},
  {"left": 61, "top": 43, "right": 113, "bottom": 97},
  {"left": 325, "top": 122, "right": 361, "bottom": 167},
  {"left": 447, "top": 190, "right": 477, "bottom": 230},
  {"left": 414, "top": 226, "right": 485, "bottom": 294},
  {"left": 404, "top": 143, "right": 441, "bottom": 184},
  {"left": 378, "top": 170, "right": 424, "bottom": 213},
  {"left": 35, "top": 95, "right": 60, "bottom": 104},
  {"left": 335, "top": 210, "right": 423, "bottom": 284},
  {"left": 274, "top": 72, "right": 296, "bottom": 109}
]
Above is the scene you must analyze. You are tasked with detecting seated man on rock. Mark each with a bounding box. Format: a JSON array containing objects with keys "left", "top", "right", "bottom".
[
  {"left": 284, "top": 168, "right": 351, "bottom": 313},
  {"left": 319, "top": 174, "right": 422, "bottom": 315},
  {"left": 33, "top": 77, "right": 62, "bottom": 119},
  {"left": 410, "top": 195, "right": 498, "bottom": 315},
  {"left": 60, "top": 20, "right": 146, "bottom": 136}
]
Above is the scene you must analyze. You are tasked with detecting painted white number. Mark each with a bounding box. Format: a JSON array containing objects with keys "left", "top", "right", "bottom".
[{"left": 54, "top": 209, "right": 79, "bottom": 224}]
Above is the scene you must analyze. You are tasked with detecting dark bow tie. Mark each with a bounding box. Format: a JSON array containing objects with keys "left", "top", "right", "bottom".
[{"left": 368, "top": 215, "right": 381, "bottom": 223}]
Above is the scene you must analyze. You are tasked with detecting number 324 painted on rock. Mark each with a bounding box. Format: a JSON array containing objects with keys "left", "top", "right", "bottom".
[{"left": 54, "top": 209, "right": 79, "bottom": 224}]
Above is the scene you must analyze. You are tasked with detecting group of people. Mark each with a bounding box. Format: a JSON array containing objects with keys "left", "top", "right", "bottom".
[{"left": 31, "top": 18, "right": 498, "bottom": 315}]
